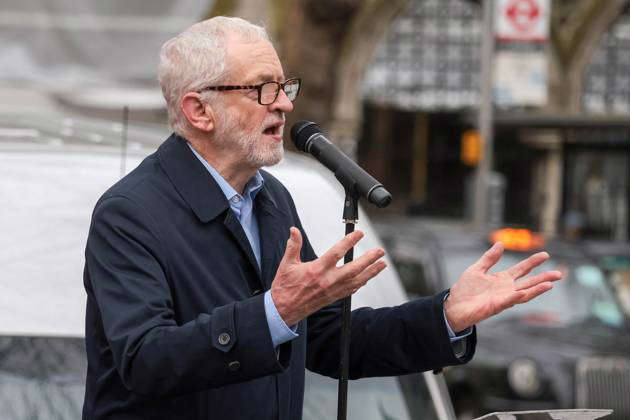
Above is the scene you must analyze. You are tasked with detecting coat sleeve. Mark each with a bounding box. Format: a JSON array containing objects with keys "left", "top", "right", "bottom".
[
  {"left": 85, "top": 195, "right": 286, "bottom": 397},
  {"left": 305, "top": 291, "right": 476, "bottom": 379},
  {"left": 306, "top": 292, "right": 476, "bottom": 379},
  {"left": 277, "top": 182, "right": 475, "bottom": 380}
]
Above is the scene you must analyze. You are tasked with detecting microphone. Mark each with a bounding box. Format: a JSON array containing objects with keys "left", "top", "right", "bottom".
[{"left": 290, "top": 121, "right": 392, "bottom": 208}]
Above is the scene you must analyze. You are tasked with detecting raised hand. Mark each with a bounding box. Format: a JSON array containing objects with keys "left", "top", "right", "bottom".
[
  {"left": 444, "top": 242, "right": 563, "bottom": 332},
  {"left": 271, "top": 227, "right": 387, "bottom": 326}
]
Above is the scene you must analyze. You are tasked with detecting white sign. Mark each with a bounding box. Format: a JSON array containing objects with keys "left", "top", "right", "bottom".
[
  {"left": 495, "top": 0, "right": 550, "bottom": 42},
  {"left": 493, "top": 50, "right": 548, "bottom": 107}
]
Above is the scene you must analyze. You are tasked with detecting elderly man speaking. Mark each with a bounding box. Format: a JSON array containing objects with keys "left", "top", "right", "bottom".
[{"left": 82, "top": 16, "right": 562, "bottom": 420}]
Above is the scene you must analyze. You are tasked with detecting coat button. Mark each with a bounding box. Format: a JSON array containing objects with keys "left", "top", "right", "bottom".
[
  {"left": 218, "top": 332, "right": 231, "bottom": 346},
  {"left": 228, "top": 361, "right": 241, "bottom": 372}
]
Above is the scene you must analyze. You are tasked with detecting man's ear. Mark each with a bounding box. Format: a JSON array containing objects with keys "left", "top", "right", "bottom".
[{"left": 181, "top": 92, "right": 215, "bottom": 132}]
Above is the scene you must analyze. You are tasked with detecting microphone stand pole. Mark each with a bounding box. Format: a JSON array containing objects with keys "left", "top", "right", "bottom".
[{"left": 337, "top": 187, "right": 359, "bottom": 420}]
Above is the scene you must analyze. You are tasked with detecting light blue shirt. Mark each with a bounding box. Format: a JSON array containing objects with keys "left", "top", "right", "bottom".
[
  {"left": 188, "top": 144, "right": 297, "bottom": 347},
  {"left": 189, "top": 144, "right": 471, "bottom": 351}
]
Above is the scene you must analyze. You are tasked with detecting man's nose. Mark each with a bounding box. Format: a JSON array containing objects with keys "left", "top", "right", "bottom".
[{"left": 269, "top": 89, "right": 294, "bottom": 113}]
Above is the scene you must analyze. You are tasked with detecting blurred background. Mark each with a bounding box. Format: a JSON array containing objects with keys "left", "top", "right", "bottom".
[
  {"left": 5, "top": 0, "right": 630, "bottom": 240},
  {"left": 2, "top": 0, "right": 630, "bottom": 419}
]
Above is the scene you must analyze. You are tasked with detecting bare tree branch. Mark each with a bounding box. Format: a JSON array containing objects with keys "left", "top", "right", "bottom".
[
  {"left": 548, "top": 0, "right": 629, "bottom": 110},
  {"left": 328, "top": 0, "right": 408, "bottom": 154}
]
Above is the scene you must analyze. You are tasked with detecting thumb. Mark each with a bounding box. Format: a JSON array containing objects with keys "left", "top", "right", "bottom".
[{"left": 280, "top": 227, "right": 303, "bottom": 265}]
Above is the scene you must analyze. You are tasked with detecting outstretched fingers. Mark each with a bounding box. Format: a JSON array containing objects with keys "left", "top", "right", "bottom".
[
  {"left": 514, "top": 270, "right": 562, "bottom": 291},
  {"left": 338, "top": 247, "right": 386, "bottom": 279},
  {"left": 514, "top": 282, "right": 554, "bottom": 304},
  {"left": 472, "top": 241, "right": 504, "bottom": 273},
  {"left": 349, "top": 259, "right": 388, "bottom": 291},
  {"left": 497, "top": 269, "right": 560, "bottom": 310},
  {"left": 505, "top": 252, "right": 550, "bottom": 279},
  {"left": 319, "top": 230, "right": 365, "bottom": 267},
  {"left": 496, "top": 280, "right": 553, "bottom": 313}
]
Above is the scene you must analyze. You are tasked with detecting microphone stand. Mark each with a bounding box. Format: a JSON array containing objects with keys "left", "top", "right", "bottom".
[{"left": 337, "top": 187, "right": 359, "bottom": 420}]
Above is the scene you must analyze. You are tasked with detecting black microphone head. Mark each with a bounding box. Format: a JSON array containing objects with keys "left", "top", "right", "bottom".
[
  {"left": 368, "top": 186, "right": 392, "bottom": 208},
  {"left": 290, "top": 120, "right": 321, "bottom": 152}
]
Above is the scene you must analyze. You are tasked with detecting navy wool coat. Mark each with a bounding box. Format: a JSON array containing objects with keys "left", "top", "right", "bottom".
[{"left": 82, "top": 134, "right": 475, "bottom": 420}]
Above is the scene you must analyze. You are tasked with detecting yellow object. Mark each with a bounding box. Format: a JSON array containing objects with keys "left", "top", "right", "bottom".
[
  {"left": 461, "top": 130, "right": 483, "bottom": 167},
  {"left": 490, "top": 228, "right": 545, "bottom": 251}
]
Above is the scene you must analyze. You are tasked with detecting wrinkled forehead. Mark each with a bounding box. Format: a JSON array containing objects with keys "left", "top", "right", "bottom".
[{"left": 223, "top": 35, "right": 285, "bottom": 84}]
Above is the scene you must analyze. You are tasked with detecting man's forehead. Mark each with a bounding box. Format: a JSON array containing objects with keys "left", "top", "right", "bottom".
[
  {"left": 250, "top": 72, "right": 284, "bottom": 83},
  {"left": 225, "top": 37, "right": 284, "bottom": 82}
]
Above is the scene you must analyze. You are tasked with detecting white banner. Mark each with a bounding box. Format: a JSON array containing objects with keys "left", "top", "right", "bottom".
[
  {"left": 495, "top": 0, "right": 550, "bottom": 42},
  {"left": 493, "top": 50, "right": 548, "bottom": 107}
]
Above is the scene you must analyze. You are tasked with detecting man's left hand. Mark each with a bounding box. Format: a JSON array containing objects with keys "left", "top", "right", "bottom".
[{"left": 444, "top": 242, "right": 563, "bottom": 333}]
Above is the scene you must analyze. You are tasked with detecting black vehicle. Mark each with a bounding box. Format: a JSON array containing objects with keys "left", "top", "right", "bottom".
[
  {"left": 375, "top": 218, "right": 630, "bottom": 420},
  {"left": 583, "top": 240, "right": 630, "bottom": 317}
]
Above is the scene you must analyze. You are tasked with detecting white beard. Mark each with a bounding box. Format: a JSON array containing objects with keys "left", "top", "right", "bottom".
[{"left": 215, "top": 108, "right": 284, "bottom": 168}]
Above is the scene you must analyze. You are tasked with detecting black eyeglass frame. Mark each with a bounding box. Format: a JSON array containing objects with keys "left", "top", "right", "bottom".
[{"left": 197, "top": 77, "right": 302, "bottom": 105}]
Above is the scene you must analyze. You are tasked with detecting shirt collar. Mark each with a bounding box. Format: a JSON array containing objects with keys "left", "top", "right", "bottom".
[{"left": 187, "top": 143, "right": 264, "bottom": 202}]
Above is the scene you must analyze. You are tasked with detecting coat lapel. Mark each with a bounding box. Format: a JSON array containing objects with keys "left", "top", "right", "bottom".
[
  {"left": 158, "top": 134, "right": 263, "bottom": 287},
  {"left": 157, "top": 134, "right": 228, "bottom": 223},
  {"left": 256, "top": 186, "right": 289, "bottom": 290},
  {"left": 222, "top": 211, "right": 262, "bottom": 281}
]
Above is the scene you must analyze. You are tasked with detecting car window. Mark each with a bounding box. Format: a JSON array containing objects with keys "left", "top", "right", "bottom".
[
  {"left": 0, "top": 336, "right": 85, "bottom": 419},
  {"left": 442, "top": 252, "right": 624, "bottom": 328},
  {"left": 303, "top": 371, "right": 440, "bottom": 420}
]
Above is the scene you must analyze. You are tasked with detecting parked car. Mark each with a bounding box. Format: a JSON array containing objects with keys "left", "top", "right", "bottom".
[
  {"left": 583, "top": 240, "right": 630, "bottom": 316},
  {"left": 0, "top": 111, "right": 456, "bottom": 420},
  {"left": 374, "top": 218, "right": 630, "bottom": 420}
]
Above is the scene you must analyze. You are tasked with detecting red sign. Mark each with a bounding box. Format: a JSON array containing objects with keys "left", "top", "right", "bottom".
[
  {"left": 495, "top": 0, "right": 549, "bottom": 42},
  {"left": 506, "top": 0, "right": 540, "bottom": 32}
]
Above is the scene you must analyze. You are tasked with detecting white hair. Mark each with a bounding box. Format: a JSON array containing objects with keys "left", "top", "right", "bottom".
[{"left": 158, "top": 16, "right": 270, "bottom": 135}]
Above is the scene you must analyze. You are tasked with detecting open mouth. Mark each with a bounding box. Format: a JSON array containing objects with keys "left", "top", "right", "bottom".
[{"left": 263, "top": 122, "right": 283, "bottom": 137}]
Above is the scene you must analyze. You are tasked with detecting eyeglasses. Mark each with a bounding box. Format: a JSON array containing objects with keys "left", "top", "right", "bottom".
[{"left": 198, "top": 77, "right": 301, "bottom": 105}]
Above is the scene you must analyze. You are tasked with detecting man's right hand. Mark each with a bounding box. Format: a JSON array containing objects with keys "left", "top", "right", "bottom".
[{"left": 270, "top": 227, "right": 387, "bottom": 326}]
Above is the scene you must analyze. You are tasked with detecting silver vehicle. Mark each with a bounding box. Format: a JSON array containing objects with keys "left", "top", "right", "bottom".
[{"left": 0, "top": 112, "right": 456, "bottom": 420}]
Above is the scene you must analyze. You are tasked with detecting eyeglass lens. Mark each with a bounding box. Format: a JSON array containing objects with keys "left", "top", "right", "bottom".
[{"left": 260, "top": 80, "right": 300, "bottom": 104}]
